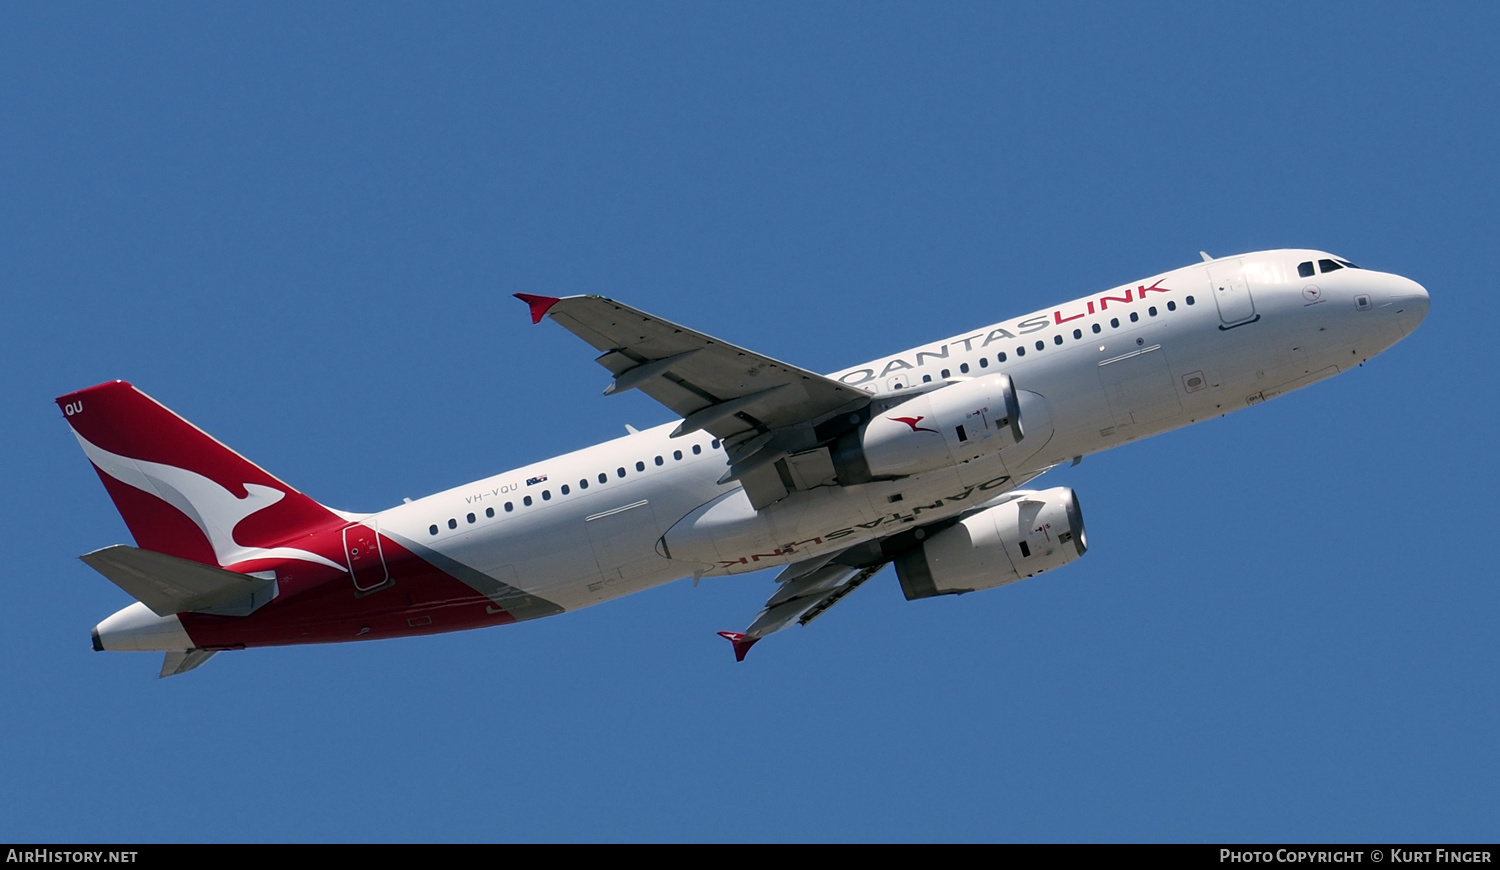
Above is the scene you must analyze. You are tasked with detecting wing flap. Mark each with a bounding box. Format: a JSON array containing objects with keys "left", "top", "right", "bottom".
[{"left": 603, "top": 349, "right": 701, "bottom": 396}]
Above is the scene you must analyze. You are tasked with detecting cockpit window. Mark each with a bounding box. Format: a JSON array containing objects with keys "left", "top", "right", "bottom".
[
  {"left": 1335, "top": 259, "right": 1362, "bottom": 269},
  {"left": 1318, "top": 259, "right": 1343, "bottom": 273},
  {"left": 1298, "top": 261, "right": 1315, "bottom": 278}
]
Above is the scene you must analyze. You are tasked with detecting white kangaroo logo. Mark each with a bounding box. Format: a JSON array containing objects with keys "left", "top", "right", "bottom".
[{"left": 74, "top": 433, "right": 346, "bottom": 571}]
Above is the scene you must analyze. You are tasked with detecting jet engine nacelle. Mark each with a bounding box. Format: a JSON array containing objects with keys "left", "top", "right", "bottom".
[
  {"left": 832, "top": 374, "right": 1024, "bottom": 484},
  {"left": 894, "top": 486, "right": 1087, "bottom": 600}
]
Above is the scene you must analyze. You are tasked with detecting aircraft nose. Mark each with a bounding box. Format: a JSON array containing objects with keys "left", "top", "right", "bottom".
[{"left": 1391, "top": 276, "right": 1429, "bottom": 333}]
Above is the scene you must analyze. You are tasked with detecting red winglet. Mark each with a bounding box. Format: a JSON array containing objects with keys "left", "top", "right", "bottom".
[
  {"left": 514, "top": 293, "right": 561, "bottom": 324},
  {"left": 717, "top": 630, "right": 759, "bottom": 662}
]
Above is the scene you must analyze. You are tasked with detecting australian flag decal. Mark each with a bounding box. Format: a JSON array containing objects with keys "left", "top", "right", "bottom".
[{"left": 526, "top": 474, "right": 548, "bottom": 486}]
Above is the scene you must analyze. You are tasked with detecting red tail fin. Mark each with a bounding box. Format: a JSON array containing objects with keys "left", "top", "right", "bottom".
[{"left": 57, "top": 381, "right": 347, "bottom": 567}]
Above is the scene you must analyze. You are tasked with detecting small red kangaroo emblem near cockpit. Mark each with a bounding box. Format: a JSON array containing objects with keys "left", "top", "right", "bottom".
[{"left": 891, "top": 416, "right": 938, "bottom": 434}]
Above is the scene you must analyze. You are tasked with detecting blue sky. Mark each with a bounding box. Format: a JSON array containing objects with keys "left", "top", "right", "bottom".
[{"left": 3, "top": 3, "right": 1496, "bottom": 842}]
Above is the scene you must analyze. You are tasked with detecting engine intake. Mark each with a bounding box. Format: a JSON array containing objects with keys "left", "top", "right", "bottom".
[{"left": 895, "top": 486, "right": 1087, "bottom": 600}]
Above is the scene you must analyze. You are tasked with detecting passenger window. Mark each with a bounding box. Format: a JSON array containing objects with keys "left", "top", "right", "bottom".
[
  {"left": 598, "top": 473, "right": 607, "bottom": 483},
  {"left": 523, "top": 496, "right": 532, "bottom": 506},
  {"left": 921, "top": 374, "right": 932, "bottom": 382},
  {"left": 448, "top": 518, "right": 457, "bottom": 529},
  {"left": 635, "top": 461, "right": 645, "bottom": 472},
  {"left": 561, "top": 484, "right": 570, "bottom": 495},
  {"left": 617, "top": 467, "right": 626, "bottom": 478},
  {"left": 1186, "top": 295, "right": 1195, "bottom": 305},
  {"left": 429, "top": 524, "right": 438, "bottom": 536},
  {"left": 1016, "top": 346, "right": 1025, "bottom": 357},
  {"left": 1318, "top": 259, "right": 1343, "bottom": 273},
  {"left": 673, "top": 450, "right": 682, "bottom": 460},
  {"left": 1073, "top": 329, "right": 1082, "bottom": 339},
  {"left": 1129, "top": 312, "right": 1139, "bottom": 322},
  {"left": 712, "top": 440, "right": 720, "bottom": 449},
  {"left": 486, "top": 507, "right": 495, "bottom": 518},
  {"left": 467, "top": 512, "right": 475, "bottom": 524},
  {"left": 1053, "top": 335, "right": 1063, "bottom": 345},
  {"left": 979, "top": 358, "right": 989, "bottom": 368},
  {"left": 1148, "top": 306, "right": 1157, "bottom": 316},
  {"left": 579, "top": 479, "right": 588, "bottom": 489},
  {"left": 998, "top": 352, "right": 1007, "bottom": 362},
  {"left": 1298, "top": 261, "right": 1315, "bottom": 278},
  {"left": 654, "top": 456, "right": 663, "bottom": 466},
  {"left": 542, "top": 490, "right": 551, "bottom": 500},
  {"left": 692, "top": 444, "right": 702, "bottom": 455},
  {"left": 1167, "top": 301, "right": 1176, "bottom": 311},
  {"left": 505, "top": 502, "right": 514, "bottom": 512},
  {"left": 959, "top": 363, "right": 969, "bottom": 374},
  {"left": 1034, "top": 340, "right": 1044, "bottom": 351},
  {"left": 1092, "top": 323, "right": 1101, "bottom": 334},
  {"left": 941, "top": 369, "right": 950, "bottom": 378},
  {"left": 1110, "top": 317, "right": 1120, "bottom": 328}
]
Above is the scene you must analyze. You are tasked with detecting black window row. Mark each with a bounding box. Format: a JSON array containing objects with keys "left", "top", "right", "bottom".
[
  {"left": 914, "top": 296, "right": 1196, "bottom": 384},
  {"left": 1298, "top": 258, "right": 1362, "bottom": 278},
  {"left": 428, "top": 439, "right": 721, "bottom": 535}
]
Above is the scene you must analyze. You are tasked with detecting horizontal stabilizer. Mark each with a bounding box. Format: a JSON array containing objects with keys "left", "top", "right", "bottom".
[
  {"left": 160, "top": 649, "right": 219, "bottom": 678},
  {"left": 81, "top": 545, "right": 277, "bottom": 617}
]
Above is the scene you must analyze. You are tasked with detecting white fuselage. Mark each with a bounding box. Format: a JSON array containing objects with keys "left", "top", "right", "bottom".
[{"left": 369, "top": 249, "right": 1427, "bottom": 616}]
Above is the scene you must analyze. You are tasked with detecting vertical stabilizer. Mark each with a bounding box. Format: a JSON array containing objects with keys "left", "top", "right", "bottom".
[{"left": 56, "top": 381, "right": 348, "bottom": 568}]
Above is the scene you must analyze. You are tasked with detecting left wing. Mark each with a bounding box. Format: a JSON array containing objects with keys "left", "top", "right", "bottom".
[
  {"left": 715, "top": 536, "right": 898, "bottom": 661},
  {"left": 716, "top": 482, "right": 1059, "bottom": 660},
  {"left": 517, "top": 294, "right": 873, "bottom": 508}
]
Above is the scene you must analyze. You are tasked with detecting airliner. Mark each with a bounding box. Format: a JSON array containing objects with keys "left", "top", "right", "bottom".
[{"left": 60, "top": 250, "right": 1428, "bottom": 676}]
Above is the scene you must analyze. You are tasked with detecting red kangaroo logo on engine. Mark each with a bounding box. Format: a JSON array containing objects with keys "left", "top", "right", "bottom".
[{"left": 891, "top": 416, "right": 938, "bottom": 433}]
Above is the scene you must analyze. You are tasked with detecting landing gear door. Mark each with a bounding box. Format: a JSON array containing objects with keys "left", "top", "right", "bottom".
[{"left": 1206, "top": 260, "right": 1259, "bottom": 329}]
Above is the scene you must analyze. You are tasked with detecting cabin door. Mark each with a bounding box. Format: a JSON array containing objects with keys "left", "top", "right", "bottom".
[
  {"left": 1206, "top": 261, "right": 1258, "bottom": 328},
  {"left": 343, "top": 521, "right": 391, "bottom": 594}
]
